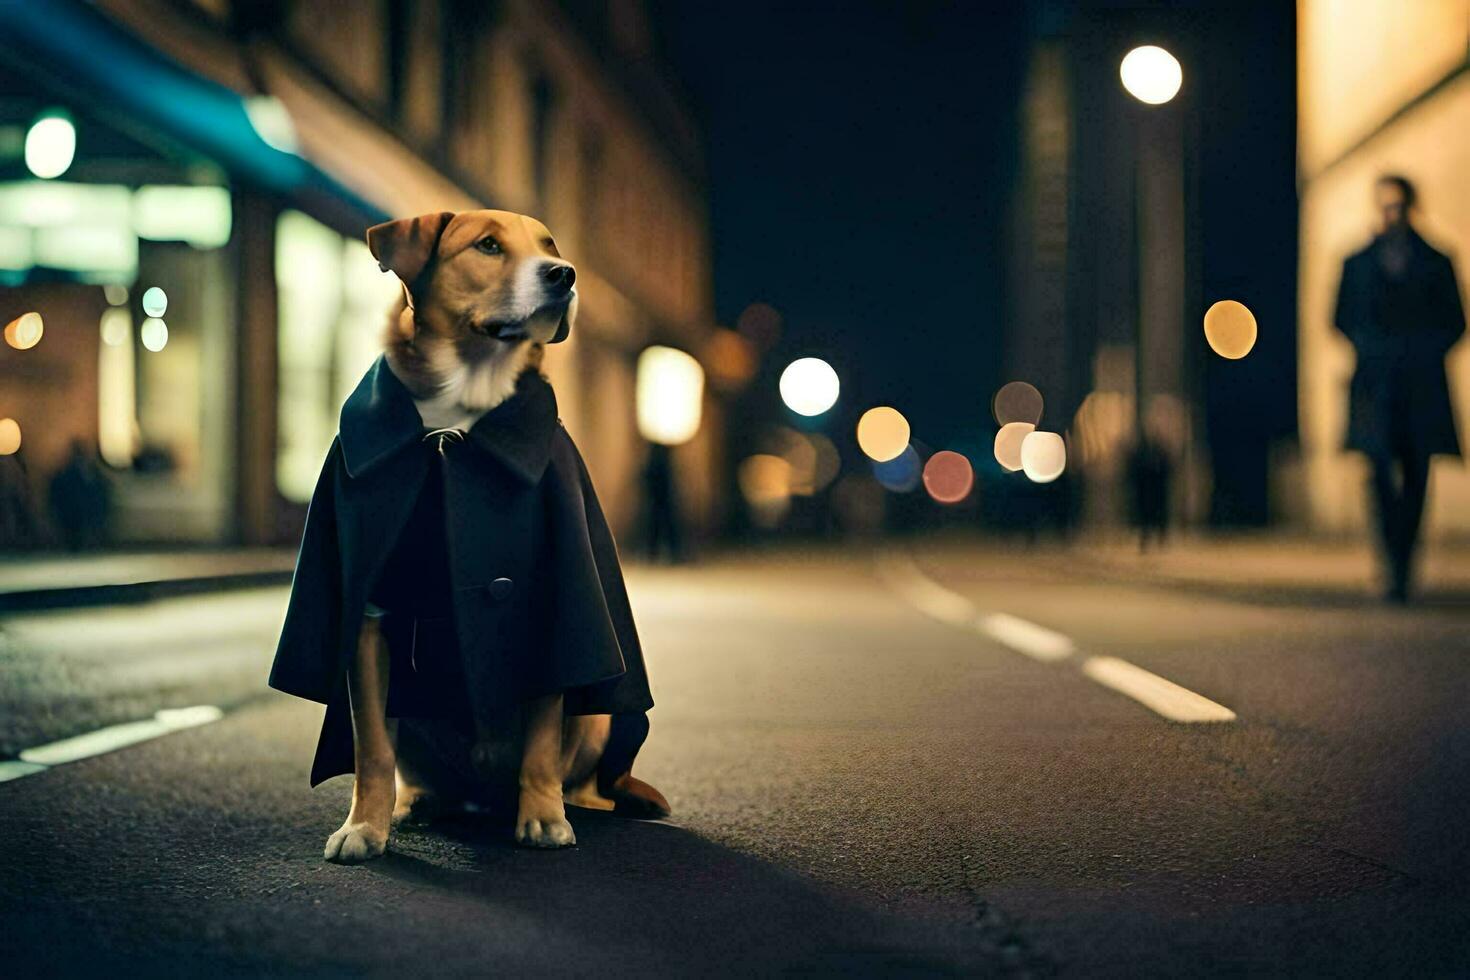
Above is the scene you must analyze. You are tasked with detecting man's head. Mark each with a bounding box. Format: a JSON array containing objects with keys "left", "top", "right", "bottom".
[{"left": 1374, "top": 175, "right": 1417, "bottom": 234}]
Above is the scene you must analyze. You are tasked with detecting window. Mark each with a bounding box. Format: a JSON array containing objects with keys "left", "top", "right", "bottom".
[{"left": 274, "top": 210, "right": 400, "bottom": 502}]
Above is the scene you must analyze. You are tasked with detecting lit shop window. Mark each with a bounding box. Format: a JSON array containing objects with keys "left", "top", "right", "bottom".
[
  {"left": 0, "top": 181, "right": 230, "bottom": 284},
  {"left": 275, "top": 209, "right": 400, "bottom": 502}
]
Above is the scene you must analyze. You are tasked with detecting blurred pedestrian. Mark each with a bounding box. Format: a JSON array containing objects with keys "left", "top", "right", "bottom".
[
  {"left": 1334, "top": 175, "right": 1465, "bottom": 601},
  {"left": 0, "top": 447, "right": 41, "bottom": 550},
  {"left": 47, "top": 438, "right": 112, "bottom": 550},
  {"left": 642, "top": 442, "right": 686, "bottom": 563},
  {"left": 1127, "top": 434, "right": 1171, "bottom": 552}
]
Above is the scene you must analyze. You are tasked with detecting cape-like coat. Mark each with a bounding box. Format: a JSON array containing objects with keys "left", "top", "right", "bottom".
[
  {"left": 1334, "top": 230, "right": 1465, "bottom": 461},
  {"left": 269, "top": 356, "right": 653, "bottom": 787}
]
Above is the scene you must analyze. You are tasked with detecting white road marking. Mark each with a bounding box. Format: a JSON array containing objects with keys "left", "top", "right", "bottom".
[
  {"left": 979, "top": 612, "right": 1076, "bottom": 663},
  {"left": 880, "top": 552, "right": 1236, "bottom": 724},
  {"left": 7, "top": 705, "right": 224, "bottom": 779},
  {"left": 1081, "top": 656, "right": 1237, "bottom": 723},
  {"left": 0, "top": 760, "right": 47, "bottom": 783}
]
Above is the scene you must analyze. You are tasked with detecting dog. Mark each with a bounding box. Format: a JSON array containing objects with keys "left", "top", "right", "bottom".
[{"left": 318, "top": 210, "right": 666, "bottom": 863}]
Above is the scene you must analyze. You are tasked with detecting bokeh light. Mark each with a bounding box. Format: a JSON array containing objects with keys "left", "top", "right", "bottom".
[
  {"left": 141, "top": 286, "right": 168, "bottom": 318},
  {"left": 767, "top": 428, "right": 815, "bottom": 493},
  {"left": 856, "top": 406, "right": 910, "bottom": 462},
  {"left": 24, "top": 112, "right": 76, "bottom": 179},
  {"left": 1203, "top": 299, "right": 1257, "bottom": 360},
  {"left": 873, "top": 444, "right": 922, "bottom": 492},
  {"left": 1073, "top": 390, "right": 1131, "bottom": 468},
  {"left": 1021, "top": 431, "right": 1067, "bottom": 483},
  {"left": 140, "top": 317, "right": 169, "bottom": 352},
  {"left": 923, "top": 450, "right": 975, "bottom": 504},
  {"left": 763, "top": 427, "right": 840, "bottom": 496},
  {"left": 700, "top": 328, "right": 756, "bottom": 392},
  {"left": 735, "top": 301, "right": 782, "bottom": 352},
  {"left": 993, "top": 421, "right": 1036, "bottom": 471},
  {"left": 636, "top": 345, "right": 705, "bottom": 446},
  {"left": 0, "top": 418, "right": 21, "bottom": 455},
  {"left": 103, "top": 284, "right": 129, "bottom": 306},
  {"left": 802, "top": 432, "right": 842, "bottom": 495},
  {"left": 245, "top": 95, "right": 300, "bottom": 154},
  {"left": 779, "top": 357, "right": 840, "bottom": 417},
  {"left": 992, "top": 381, "right": 1044, "bottom": 426},
  {"left": 5, "top": 311, "right": 43, "bottom": 350},
  {"left": 100, "top": 308, "right": 130, "bottom": 347},
  {"left": 738, "top": 453, "right": 793, "bottom": 528},
  {"left": 1120, "top": 45, "right": 1182, "bottom": 105}
]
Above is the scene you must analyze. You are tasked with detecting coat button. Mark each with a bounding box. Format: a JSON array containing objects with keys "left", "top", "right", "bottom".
[{"left": 487, "top": 577, "right": 515, "bottom": 600}]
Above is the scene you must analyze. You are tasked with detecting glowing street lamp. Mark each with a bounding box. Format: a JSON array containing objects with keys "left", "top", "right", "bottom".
[
  {"left": 1120, "top": 45, "right": 1182, "bottom": 105},
  {"left": 636, "top": 345, "right": 705, "bottom": 446},
  {"left": 24, "top": 111, "right": 76, "bottom": 179},
  {"left": 778, "top": 357, "right": 840, "bottom": 417}
]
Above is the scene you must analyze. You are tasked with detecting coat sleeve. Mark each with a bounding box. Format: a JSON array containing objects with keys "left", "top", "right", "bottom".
[
  {"left": 1433, "top": 253, "right": 1467, "bottom": 356},
  {"left": 1333, "top": 256, "right": 1370, "bottom": 352},
  {"left": 268, "top": 440, "right": 345, "bottom": 704}
]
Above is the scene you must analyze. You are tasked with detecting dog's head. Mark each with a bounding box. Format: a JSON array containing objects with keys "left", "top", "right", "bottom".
[{"left": 367, "top": 209, "right": 577, "bottom": 349}]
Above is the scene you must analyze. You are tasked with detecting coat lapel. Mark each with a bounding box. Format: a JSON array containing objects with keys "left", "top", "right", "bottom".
[
  {"left": 465, "top": 372, "right": 559, "bottom": 485},
  {"left": 338, "top": 356, "right": 424, "bottom": 479},
  {"left": 338, "top": 355, "right": 559, "bottom": 485}
]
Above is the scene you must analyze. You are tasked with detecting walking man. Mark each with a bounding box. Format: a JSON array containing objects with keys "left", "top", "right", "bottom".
[{"left": 1334, "top": 175, "right": 1465, "bottom": 601}]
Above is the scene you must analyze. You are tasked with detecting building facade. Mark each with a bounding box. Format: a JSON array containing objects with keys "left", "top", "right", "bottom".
[
  {"left": 1296, "top": 0, "right": 1470, "bottom": 539},
  {"left": 0, "top": 0, "right": 720, "bottom": 549}
]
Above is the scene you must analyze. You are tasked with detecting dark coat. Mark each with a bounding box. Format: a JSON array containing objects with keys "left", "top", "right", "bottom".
[
  {"left": 1334, "top": 230, "right": 1465, "bottom": 460},
  {"left": 268, "top": 356, "right": 653, "bottom": 786}
]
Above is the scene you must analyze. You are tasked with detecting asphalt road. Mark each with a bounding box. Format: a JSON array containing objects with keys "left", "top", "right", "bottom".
[{"left": 3, "top": 544, "right": 1469, "bottom": 977}]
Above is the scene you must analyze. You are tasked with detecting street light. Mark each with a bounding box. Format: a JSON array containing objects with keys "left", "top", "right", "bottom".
[
  {"left": 636, "top": 345, "right": 705, "bottom": 446},
  {"left": 1119, "top": 45, "right": 1182, "bottom": 105},
  {"left": 778, "top": 357, "right": 839, "bottom": 417},
  {"left": 24, "top": 110, "right": 75, "bottom": 179}
]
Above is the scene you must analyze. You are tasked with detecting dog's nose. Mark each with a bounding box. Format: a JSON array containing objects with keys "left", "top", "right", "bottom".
[{"left": 541, "top": 262, "right": 575, "bottom": 293}]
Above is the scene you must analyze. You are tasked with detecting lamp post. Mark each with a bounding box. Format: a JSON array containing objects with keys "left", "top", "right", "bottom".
[{"left": 1120, "top": 43, "right": 1191, "bottom": 526}]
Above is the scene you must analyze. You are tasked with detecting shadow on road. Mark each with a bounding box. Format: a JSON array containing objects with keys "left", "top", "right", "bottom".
[{"left": 363, "top": 807, "right": 1012, "bottom": 976}]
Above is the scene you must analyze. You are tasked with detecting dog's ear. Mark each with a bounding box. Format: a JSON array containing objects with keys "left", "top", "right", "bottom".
[
  {"left": 550, "top": 290, "right": 577, "bottom": 344},
  {"left": 366, "top": 211, "right": 456, "bottom": 302}
]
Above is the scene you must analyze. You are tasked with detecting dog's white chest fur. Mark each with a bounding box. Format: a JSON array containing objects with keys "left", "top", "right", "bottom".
[
  {"left": 404, "top": 335, "right": 535, "bottom": 429},
  {"left": 414, "top": 392, "right": 488, "bottom": 432}
]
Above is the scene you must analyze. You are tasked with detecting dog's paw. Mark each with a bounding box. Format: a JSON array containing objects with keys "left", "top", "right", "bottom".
[
  {"left": 323, "top": 821, "right": 388, "bottom": 863},
  {"left": 514, "top": 790, "right": 576, "bottom": 848}
]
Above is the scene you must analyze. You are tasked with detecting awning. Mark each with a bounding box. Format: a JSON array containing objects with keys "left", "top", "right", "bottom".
[{"left": 0, "top": 0, "right": 427, "bottom": 228}]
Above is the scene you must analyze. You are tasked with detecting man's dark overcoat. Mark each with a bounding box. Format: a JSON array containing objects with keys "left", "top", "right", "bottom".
[
  {"left": 1334, "top": 230, "right": 1465, "bottom": 460},
  {"left": 268, "top": 356, "right": 653, "bottom": 786}
]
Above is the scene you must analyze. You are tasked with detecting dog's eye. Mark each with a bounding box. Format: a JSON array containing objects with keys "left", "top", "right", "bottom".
[{"left": 476, "top": 236, "right": 503, "bottom": 255}]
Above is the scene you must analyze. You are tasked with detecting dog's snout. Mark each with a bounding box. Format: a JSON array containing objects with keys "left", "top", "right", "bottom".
[{"left": 541, "top": 262, "right": 575, "bottom": 293}]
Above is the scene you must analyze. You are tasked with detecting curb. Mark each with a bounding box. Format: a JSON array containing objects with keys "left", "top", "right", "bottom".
[{"left": 0, "top": 569, "right": 295, "bottom": 614}]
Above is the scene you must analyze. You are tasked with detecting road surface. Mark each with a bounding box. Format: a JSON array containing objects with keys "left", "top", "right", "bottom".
[{"left": 3, "top": 544, "right": 1469, "bottom": 976}]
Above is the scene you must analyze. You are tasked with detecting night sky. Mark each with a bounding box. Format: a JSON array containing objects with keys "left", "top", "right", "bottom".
[{"left": 656, "top": 1, "right": 1029, "bottom": 449}]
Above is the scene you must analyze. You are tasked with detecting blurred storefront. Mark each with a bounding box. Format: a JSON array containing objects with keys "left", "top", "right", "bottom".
[
  {"left": 0, "top": 0, "right": 719, "bottom": 549},
  {"left": 1295, "top": 0, "right": 1470, "bottom": 540}
]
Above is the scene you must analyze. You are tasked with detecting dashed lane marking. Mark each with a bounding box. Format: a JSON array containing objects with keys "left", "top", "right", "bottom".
[
  {"left": 3, "top": 705, "right": 225, "bottom": 782},
  {"left": 1081, "top": 655, "right": 1237, "bottom": 723},
  {"left": 879, "top": 553, "right": 1236, "bottom": 724}
]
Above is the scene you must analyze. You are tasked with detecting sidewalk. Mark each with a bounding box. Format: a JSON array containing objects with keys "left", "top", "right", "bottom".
[
  {"left": 912, "top": 532, "right": 1470, "bottom": 608},
  {"left": 0, "top": 549, "right": 297, "bottom": 612}
]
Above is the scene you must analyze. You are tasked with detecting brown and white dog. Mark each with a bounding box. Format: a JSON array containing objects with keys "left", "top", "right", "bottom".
[{"left": 321, "top": 210, "right": 661, "bottom": 862}]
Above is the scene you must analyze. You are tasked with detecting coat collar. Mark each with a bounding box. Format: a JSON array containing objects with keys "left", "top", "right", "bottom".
[{"left": 339, "top": 355, "right": 559, "bottom": 484}]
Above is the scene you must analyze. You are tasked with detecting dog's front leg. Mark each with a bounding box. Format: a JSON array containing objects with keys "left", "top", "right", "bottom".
[
  {"left": 514, "top": 692, "right": 576, "bottom": 848},
  {"left": 324, "top": 617, "right": 397, "bottom": 863}
]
